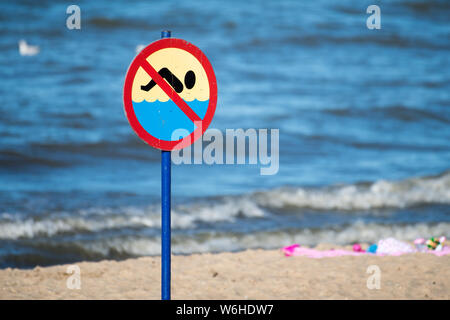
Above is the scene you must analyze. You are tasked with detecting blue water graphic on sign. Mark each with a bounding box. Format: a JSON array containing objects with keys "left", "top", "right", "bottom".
[{"left": 133, "top": 99, "right": 209, "bottom": 141}]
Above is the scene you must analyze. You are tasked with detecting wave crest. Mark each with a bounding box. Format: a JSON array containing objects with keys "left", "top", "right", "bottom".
[{"left": 255, "top": 171, "right": 450, "bottom": 210}]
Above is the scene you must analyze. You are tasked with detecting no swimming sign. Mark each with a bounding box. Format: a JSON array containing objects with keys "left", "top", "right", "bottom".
[
  {"left": 123, "top": 31, "right": 218, "bottom": 300},
  {"left": 123, "top": 37, "right": 217, "bottom": 150}
]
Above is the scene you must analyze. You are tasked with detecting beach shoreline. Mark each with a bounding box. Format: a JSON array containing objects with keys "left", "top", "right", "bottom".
[{"left": 1, "top": 247, "right": 449, "bottom": 300}]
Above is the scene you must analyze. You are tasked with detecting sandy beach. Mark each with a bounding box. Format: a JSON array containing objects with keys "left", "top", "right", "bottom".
[{"left": 1, "top": 246, "right": 449, "bottom": 300}]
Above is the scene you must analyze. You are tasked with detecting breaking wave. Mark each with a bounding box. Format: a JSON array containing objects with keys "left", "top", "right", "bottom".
[
  {"left": 0, "top": 171, "right": 449, "bottom": 241},
  {"left": 1, "top": 222, "right": 449, "bottom": 268},
  {"left": 0, "top": 197, "right": 265, "bottom": 240},
  {"left": 255, "top": 171, "right": 450, "bottom": 211}
]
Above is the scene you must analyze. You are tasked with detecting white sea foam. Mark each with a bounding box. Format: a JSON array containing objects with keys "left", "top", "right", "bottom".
[
  {"left": 0, "top": 172, "right": 448, "bottom": 240},
  {"left": 254, "top": 171, "right": 450, "bottom": 210},
  {"left": 48, "top": 221, "right": 450, "bottom": 257},
  {"left": 0, "top": 197, "right": 264, "bottom": 239}
]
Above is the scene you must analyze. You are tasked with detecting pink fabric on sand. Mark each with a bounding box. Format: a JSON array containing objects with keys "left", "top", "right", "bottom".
[{"left": 282, "top": 243, "right": 450, "bottom": 258}]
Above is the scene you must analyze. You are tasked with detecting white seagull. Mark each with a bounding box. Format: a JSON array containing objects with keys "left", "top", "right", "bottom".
[
  {"left": 135, "top": 44, "right": 146, "bottom": 54},
  {"left": 18, "top": 39, "right": 40, "bottom": 56}
]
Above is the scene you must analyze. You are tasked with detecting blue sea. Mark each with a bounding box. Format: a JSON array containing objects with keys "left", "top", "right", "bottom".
[{"left": 0, "top": 0, "right": 449, "bottom": 268}]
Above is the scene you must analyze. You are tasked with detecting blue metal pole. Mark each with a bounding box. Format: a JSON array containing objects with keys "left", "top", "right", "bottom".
[{"left": 161, "top": 30, "right": 171, "bottom": 301}]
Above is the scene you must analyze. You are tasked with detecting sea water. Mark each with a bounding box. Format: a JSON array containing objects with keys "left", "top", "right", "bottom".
[{"left": 0, "top": 0, "right": 449, "bottom": 268}]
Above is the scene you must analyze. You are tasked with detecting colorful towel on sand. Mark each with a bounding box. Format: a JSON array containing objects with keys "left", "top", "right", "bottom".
[{"left": 282, "top": 243, "right": 450, "bottom": 258}]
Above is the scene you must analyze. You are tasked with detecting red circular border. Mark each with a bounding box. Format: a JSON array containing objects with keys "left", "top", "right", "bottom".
[{"left": 123, "top": 38, "right": 217, "bottom": 151}]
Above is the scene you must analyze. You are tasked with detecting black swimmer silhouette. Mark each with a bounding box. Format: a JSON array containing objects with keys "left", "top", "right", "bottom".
[{"left": 141, "top": 68, "right": 196, "bottom": 93}]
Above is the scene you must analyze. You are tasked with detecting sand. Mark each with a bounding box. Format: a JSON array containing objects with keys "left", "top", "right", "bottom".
[{"left": 1, "top": 246, "right": 449, "bottom": 300}]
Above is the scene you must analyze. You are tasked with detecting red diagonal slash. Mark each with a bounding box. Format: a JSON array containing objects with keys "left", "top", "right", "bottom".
[{"left": 138, "top": 56, "right": 202, "bottom": 122}]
